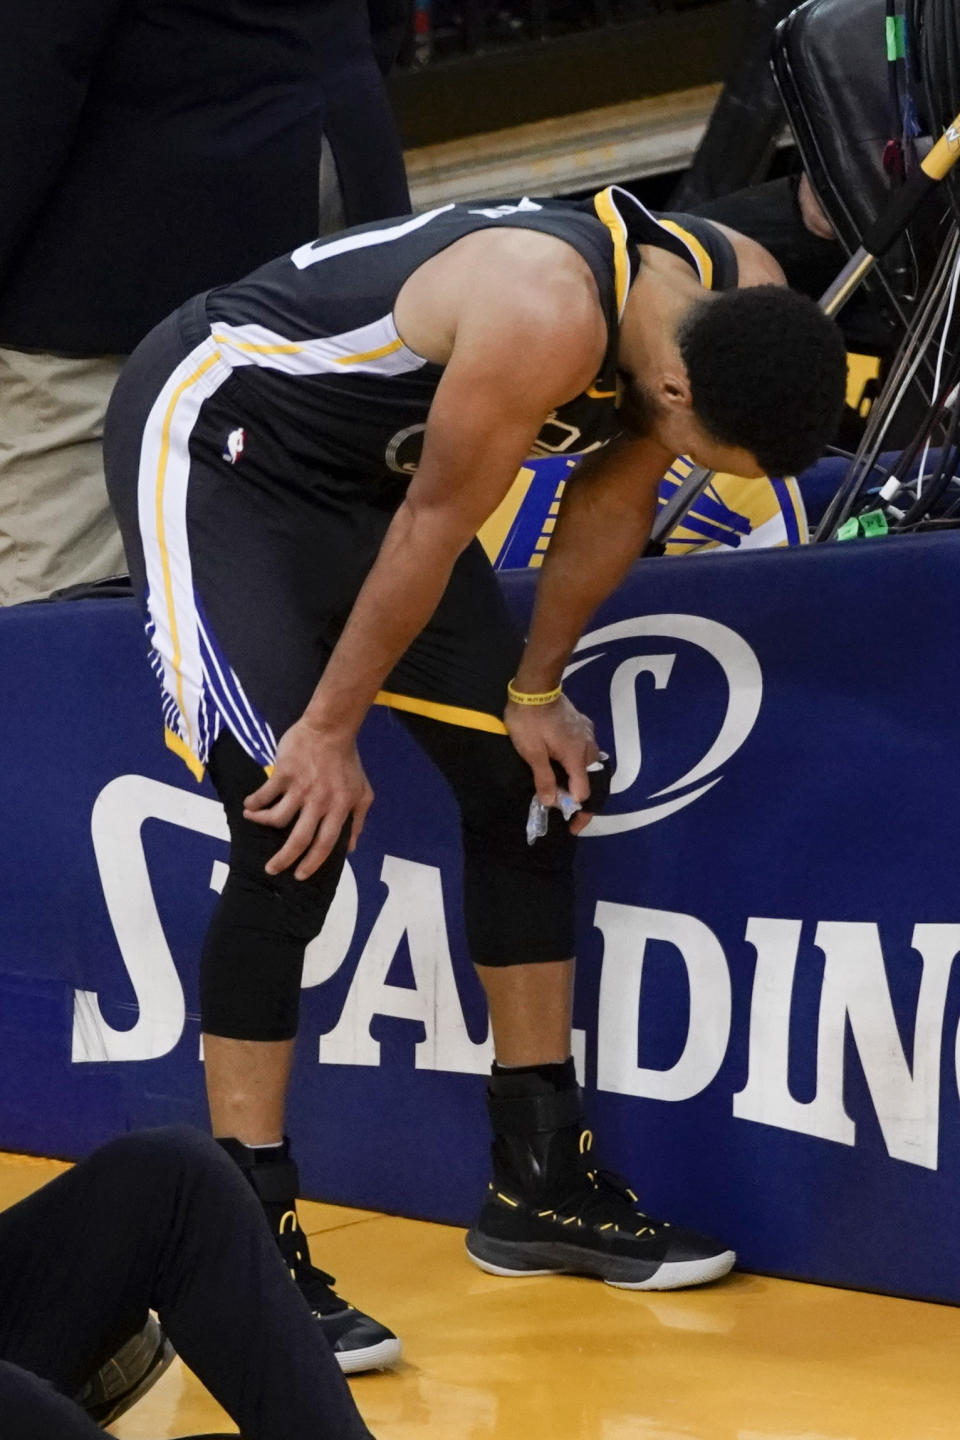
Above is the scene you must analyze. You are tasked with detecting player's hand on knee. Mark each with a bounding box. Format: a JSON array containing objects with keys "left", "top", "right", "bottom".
[
  {"left": 347, "top": 775, "right": 374, "bottom": 855},
  {"left": 242, "top": 720, "right": 374, "bottom": 879},
  {"left": 506, "top": 694, "right": 599, "bottom": 810}
]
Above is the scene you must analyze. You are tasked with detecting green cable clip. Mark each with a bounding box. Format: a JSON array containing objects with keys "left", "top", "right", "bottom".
[
  {"left": 859, "top": 509, "right": 890, "bottom": 537},
  {"left": 836, "top": 518, "right": 861, "bottom": 541},
  {"left": 885, "top": 13, "right": 906, "bottom": 60}
]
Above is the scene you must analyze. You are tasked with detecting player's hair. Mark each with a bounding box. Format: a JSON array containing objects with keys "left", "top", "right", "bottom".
[{"left": 677, "top": 286, "right": 847, "bottom": 475}]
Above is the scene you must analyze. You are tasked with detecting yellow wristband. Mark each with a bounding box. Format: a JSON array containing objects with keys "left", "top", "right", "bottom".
[{"left": 507, "top": 677, "right": 563, "bottom": 706}]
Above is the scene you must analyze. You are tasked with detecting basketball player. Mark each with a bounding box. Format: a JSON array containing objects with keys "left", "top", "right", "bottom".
[{"left": 103, "top": 185, "right": 846, "bottom": 1362}]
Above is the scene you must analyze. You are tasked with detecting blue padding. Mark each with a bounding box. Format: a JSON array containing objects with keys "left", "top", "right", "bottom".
[{"left": 4, "top": 535, "right": 960, "bottom": 1303}]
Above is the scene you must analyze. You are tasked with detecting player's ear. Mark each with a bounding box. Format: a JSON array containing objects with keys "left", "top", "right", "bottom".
[{"left": 658, "top": 370, "right": 693, "bottom": 410}]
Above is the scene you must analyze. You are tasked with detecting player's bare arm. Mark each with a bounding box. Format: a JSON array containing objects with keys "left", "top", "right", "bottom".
[
  {"left": 506, "top": 430, "right": 676, "bottom": 829},
  {"left": 506, "top": 227, "right": 785, "bottom": 826},
  {"left": 243, "top": 245, "right": 606, "bottom": 879}
]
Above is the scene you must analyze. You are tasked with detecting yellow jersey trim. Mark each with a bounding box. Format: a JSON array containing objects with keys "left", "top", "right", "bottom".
[
  {"left": 212, "top": 335, "right": 302, "bottom": 355},
  {"left": 656, "top": 219, "right": 715, "bottom": 290},
  {"left": 156, "top": 351, "right": 222, "bottom": 751},
  {"left": 336, "top": 338, "right": 405, "bottom": 366},
  {"left": 374, "top": 689, "right": 508, "bottom": 735},
  {"left": 164, "top": 726, "right": 206, "bottom": 782},
  {"left": 593, "top": 188, "right": 630, "bottom": 318},
  {"left": 585, "top": 382, "right": 617, "bottom": 399}
]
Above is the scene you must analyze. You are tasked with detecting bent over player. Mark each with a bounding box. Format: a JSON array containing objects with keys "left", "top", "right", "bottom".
[{"left": 104, "top": 186, "right": 846, "bottom": 1364}]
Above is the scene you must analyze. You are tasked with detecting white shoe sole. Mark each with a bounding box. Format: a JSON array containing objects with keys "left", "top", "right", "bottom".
[
  {"left": 335, "top": 1336, "right": 403, "bottom": 1374},
  {"left": 467, "top": 1245, "right": 737, "bottom": 1291},
  {"left": 605, "top": 1249, "right": 737, "bottom": 1290}
]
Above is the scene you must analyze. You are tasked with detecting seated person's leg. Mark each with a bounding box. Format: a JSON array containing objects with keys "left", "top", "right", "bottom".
[
  {"left": 0, "top": 1360, "right": 105, "bottom": 1440},
  {"left": 0, "top": 1127, "right": 373, "bottom": 1440}
]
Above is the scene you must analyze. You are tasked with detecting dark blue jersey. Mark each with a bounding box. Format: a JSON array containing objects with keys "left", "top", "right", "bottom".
[
  {"left": 180, "top": 184, "right": 738, "bottom": 498},
  {"left": 109, "top": 185, "right": 738, "bottom": 779}
]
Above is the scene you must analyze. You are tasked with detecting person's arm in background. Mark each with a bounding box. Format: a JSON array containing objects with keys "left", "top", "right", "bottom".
[
  {"left": 365, "top": 0, "right": 411, "bottom": 75},
  {"left": 0, "top": 0, "right": 121, "bottom": 283},
  {"left": 691, "top": 178, "right": 844, "bottom": 299},
  {"left": 318, "top": 0, "right": 411, "bottom": 224}
]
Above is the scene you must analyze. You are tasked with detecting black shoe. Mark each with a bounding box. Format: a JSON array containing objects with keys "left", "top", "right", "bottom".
[
  {"left": 218, "top": 1137, "right": 402, "bottom": 1374},
  {"left": 465, "top": 1068, "right": 735, "bottom": 1291},
  {"left": 277, "top": 1214, "right": 402, "bottom": 1374},
  {"left": 74, "top": 1315, "right": 175, "bottom": 1425}
]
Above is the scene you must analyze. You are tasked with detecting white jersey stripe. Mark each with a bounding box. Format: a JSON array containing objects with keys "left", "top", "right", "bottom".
[
  {"left": 290, "top": 205, "right": 454, "bottom": 272},
  {"left": 197, "top": 613, "right": 276, "bottom": 764},
  {"left": 228, "top": 662, "right": 277, "bottom": 758},
  {"left": 211, "top": 316, "right": 427, "bottom": 379},
  {"left": 139, "top": 312, "right": 425, "bottom": 775},
  {"left": 198, "top": 621, "right": 260, "bottom": 754},
  {"left": 137, "top": 338, "right": 231, "bottom": 766}
]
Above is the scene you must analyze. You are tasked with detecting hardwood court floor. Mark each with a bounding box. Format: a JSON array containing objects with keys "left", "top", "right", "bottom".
[{"left": 2, "top": 1150, "right": 958, "bottom": 1439}]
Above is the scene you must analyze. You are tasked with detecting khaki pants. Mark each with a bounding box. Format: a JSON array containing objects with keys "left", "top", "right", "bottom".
[{"left": 0, "top": 348, "right": 128, "bottom": 605}]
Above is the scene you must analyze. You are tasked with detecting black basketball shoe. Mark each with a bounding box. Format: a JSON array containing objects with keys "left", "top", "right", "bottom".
[
  {"left": 219, "top": 1138, "right": 401, "bottom": 1373},
  {"left": 276, "top": 1209, "right": 402, "bottom": 1373},
  {"left": 75, "top": 1315, "right": 175, "bottom": 1425},
  {"left": 465, "top": 1063, "right": 735, "bottom": 1290}
]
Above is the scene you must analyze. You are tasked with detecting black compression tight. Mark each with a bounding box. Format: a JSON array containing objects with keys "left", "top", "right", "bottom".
[{"left": 200, "top": 722, "right": 577, "bottom": 1043}]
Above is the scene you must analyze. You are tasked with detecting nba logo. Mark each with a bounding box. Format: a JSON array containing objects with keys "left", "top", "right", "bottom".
[{"left": 223, "top": 427, "right": 246, "bottom": 464}]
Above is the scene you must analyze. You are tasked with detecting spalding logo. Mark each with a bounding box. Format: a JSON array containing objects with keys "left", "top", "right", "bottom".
[{"left": 564, "top": 613, "right": 762, "bottom": 835}]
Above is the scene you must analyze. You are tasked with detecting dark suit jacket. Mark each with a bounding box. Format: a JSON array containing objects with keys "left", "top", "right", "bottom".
[{"left": 0, "top": 0, "right": 410, "bottom": 355}]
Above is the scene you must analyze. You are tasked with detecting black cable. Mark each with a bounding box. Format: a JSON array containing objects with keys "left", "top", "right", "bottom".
[
  {"left": 896, "top": 387, "right": 960, "bottom": 524},
  {"left": 824, "top": 446, "right": 896, "bottom": 479},
  {"left": 813, "top": 0, "right": 960, "bottom": 540},
  {"left": 816, "top": 230, "right": 960, "bottom": 537},
  {"left": 885, "top": 346, "right": 960, "bottom": 486},
  {"left": 932, "top": 476, "right": 960, "bottom": 521}
]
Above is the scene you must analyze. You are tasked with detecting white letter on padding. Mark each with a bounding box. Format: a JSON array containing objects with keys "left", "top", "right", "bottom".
[
  {"left": 320, "top": 855, "right": 491, "bottom": 1072},
  {"left": 735, "top": 919, "right": 958, "bottom": 1169},
  {"left": 74, "top": 775, "right": 228, "bottom": 1062},
  {"left": 596, "top": 901, "right": 731, "bottom": 1100}
]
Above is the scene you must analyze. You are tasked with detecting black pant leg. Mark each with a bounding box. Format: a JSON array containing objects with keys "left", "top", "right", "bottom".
[
  {"left": 0, "top": 1127, "right": 373, "bottom": 1440},
  {"left": 0, "top": 1362, "right": 105, "bottom": 1440}
]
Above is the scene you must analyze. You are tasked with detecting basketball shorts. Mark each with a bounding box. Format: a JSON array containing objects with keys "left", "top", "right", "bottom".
[{"left": 103, "top": 297, "right": 523, "bottom": 782}]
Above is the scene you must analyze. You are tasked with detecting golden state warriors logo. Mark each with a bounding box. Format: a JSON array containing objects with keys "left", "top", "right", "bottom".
[
  {"left": 564, "top": 614, "right": 763, "bottom": 834},
  {"left": 659, "top": 459, "right": 807, "bottom": 553}
]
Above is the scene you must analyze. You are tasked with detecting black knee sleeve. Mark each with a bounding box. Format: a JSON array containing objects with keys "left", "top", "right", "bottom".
[
  {"left": 464, "top": 755, "right": 611, "bottom": 964},
  {"left": 201, "top": 733, "right": 350, "bottom": 1041},
  {"left": 463, "top": 808, "right": 577, "bottom": 966},
  {"left": 458, "top": 741, "right": 578, "bottom": 967},
  {"left": 397, "top": 713, "right": 580, "bottom": 968}
]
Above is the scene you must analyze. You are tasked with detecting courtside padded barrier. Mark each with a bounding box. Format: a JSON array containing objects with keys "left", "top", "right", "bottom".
[{"left": 3, "top": 536, "right": 960, "bottom": 1302}]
